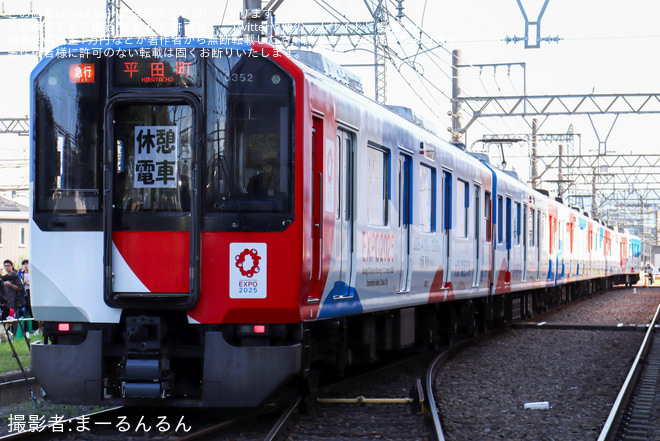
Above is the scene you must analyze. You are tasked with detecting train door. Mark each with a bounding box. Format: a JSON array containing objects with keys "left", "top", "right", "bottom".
[
  {"left": 559, "top": 219, "right": 565, "bottom": 279},
  {"left": 337, "top": 129, "right": 354, "bottom": 295},
  {"left": 443, "top": 171, "right": 452, "bottom": 287},
  {"left": 105, "top": 99, "right": 199, "bottom": 307},
  {"left": 473, "top": 185, "right": 481, "bottom": 287},
  {"left": 505, "top": 197, "right": 512, "bottom": 283},
  {"left": 397, "top": 154, "right": 412, "bottom": 292},
  {"left": 536, "top": 210, "right": 542, "bottom": 280},
  {"left": 522, "top": 203, "right": 528, "bottom": 282},
  {"left": 310, "top": 117, "right": 324, "bottom": 302}
]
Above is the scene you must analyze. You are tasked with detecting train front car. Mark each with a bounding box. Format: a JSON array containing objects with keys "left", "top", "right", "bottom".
[{"left": 30, "top": 39, "right": 307, "bottom": 407}]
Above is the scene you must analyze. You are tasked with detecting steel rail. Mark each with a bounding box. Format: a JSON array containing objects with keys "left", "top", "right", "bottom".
[
  {"left": 597, "top": 302, "right": 660, "bottom": 441},
  {"left": 426, "top": 351, "right": 447, "bottom": 441},
  {"left": 264, "top": 396, "right": 302, "bottom": 441},
  {"left": 425, "top": 332, "right": 499, "bottom": 441}
]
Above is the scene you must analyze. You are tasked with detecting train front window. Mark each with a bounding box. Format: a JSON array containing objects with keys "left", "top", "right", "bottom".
[
  {"left": 34, "top": 57, "right": 102, "bottom": 214},
  {"left": 205, "top": 54, "right": 294, "bottom": 215},
  {"left": 113, "top": 104, "right": 193, "bottom": 213}
]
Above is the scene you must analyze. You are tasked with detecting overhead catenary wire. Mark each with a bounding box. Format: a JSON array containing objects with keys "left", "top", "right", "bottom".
[
  {"left": 377, "top": 8, "right": 503, "bottom": 138},
  {"left": 119, "top": 0, "right": 160, "bottom": 36}
]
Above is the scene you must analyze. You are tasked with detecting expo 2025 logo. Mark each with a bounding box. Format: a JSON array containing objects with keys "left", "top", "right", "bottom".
[{"left": 235, "top": 248, "right": 261, "bottom": 278}]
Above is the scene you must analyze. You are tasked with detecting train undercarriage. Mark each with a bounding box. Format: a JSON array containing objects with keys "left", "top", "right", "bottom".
[{"left": 32, "top": 274, "right": 638, "bottom": 408}]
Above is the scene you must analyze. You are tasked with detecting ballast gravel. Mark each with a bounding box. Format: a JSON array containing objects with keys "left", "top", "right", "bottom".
[{"left": 435, "top": 286, "right": 660, "bottom": 441}]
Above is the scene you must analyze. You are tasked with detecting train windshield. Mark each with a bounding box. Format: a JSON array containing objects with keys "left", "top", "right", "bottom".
[
  {"left": 33, "top": 48, "right": 295, "bottom": 230},
  {"left": 34, "top": 56, "right": 102, "bottom": 214},
  {"left": 204, "top": 54, "right": 294, "bottom": 215}
]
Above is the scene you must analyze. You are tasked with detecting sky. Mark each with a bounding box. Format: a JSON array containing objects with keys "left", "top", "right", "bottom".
[{"left": 1, "top": 0, "right": 660, "bottom": 204}]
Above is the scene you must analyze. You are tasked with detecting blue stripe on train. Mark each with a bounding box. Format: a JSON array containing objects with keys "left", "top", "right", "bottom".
[{"left": 318, "top": 281, "right": 363, "bottom": 319}]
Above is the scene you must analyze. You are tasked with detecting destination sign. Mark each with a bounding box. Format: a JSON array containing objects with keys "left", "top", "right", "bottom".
[{"left": 113, "top": 49, "right": 200, "bottom": 87}]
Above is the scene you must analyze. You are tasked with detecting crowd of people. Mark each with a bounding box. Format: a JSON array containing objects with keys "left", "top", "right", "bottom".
[{"left": 0, "top": 259, "right": 30, "bottom": 338}]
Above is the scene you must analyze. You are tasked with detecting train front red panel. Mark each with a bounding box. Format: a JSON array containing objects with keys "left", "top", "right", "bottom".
[
  {"left": 191, "top": 231, "right": 304, "bottom": 325},
  {"left": 113, "top": 231, "right": 189, "bottom": 293}
]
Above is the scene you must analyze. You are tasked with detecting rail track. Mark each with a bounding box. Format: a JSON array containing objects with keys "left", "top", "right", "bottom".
[{"left": 598, "top": 303, "right": 660, "bottom": 441}]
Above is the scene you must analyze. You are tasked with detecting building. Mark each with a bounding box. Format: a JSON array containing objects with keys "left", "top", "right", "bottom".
[{"left": 0, "top": 196, "right": 29, "bottom": 268}]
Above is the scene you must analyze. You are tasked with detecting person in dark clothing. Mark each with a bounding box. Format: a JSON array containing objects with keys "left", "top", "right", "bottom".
[
  {"left": 2, "top": 260, "right": 23, "bottom": 314},
  {"left": 18, "top": 260, "right": 30, "bottom": 316},
  {"left": 247, "top": 158, "right": 277, "bottom": 197},
  {"left": 1, "top": 260, "right": 26, "bottom": 337}
]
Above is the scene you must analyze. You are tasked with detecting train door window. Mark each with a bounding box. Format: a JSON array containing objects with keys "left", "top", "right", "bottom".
[
  {"left": 443, "top": 171, "right": 452, "bottom": 234},
  {"left": 530, "top": 208, "right": 536, "bottom": 247},
  {"left": 474, "top": 185, "right": 481, "bottom": 241},
  {"left": 497, "top": 195, "right": 503, "bottom": 244},
  {"left": 457, "top": 179, "right": 468, "bottom": 238},
  {"left": 549, "top": 215, "right": 554, "bottom": 252},
  {"left": 398, "top": 156, "right": 412, "bottom": 228},
  {"left": 113, "top": 104, "right": 193, "bottom": 213},
  {"left": 540, "top": 213, "right": 545, "bottom": 251},
  {"left": 506, "top": 197, "right": 512, "bottom": 249},
  {"left": 419, "top": 164, "right": 435, "bottom": 233},
  {"left": 514, "top": 202, "right": 521, "bottom": 246},
  {"left": 485, "top": 191, "right": 492, "bottom": 242},
  {"left": 367, "top": 145, "right": 389, "bottom": 226},
  {"left": 337, "top": 132, "right": 354, "bottom": 223}
]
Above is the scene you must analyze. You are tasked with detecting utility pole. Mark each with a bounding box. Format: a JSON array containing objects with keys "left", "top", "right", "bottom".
[
  {"left": 451, "top": 49, "right": 462, "bottom": 144},
  {"left": 242, "top": 0, "right": 263, "bottom": 41},
  {"left": 105, "top": 0, "right": 120, "bottom": 38},
  {"left": 531, "top": 118, "right": 538, "bottom": 189},
  {"left": 372, "top": 0, "right": 388, "bottom": 104}
]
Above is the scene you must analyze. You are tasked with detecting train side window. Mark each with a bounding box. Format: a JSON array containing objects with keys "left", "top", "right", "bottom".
[
  {"left": 484, "top": 191, "right": 492, "bottom": 242},
  {"left": 419, "top": 164, "right": 435, "bottom": 233},
  {"left": 366, "top": 145, "right": 389, "bottom": 226},
  {"left": 497, "top": 195, "right": 503, "bottom": 244}
]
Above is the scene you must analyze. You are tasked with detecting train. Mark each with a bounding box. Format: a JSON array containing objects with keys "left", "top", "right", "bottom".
[{"left": 29, "top": 37, "right": 641, "bottom": 407}]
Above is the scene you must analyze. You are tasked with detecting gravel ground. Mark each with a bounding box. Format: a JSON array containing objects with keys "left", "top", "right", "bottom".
[
  {"left": 287, "top": 360, "right": 430, "bottom": 441},
  {"left": 545, "top": 286, "right": 660, "bottom": 324},
  {"left": 435, "top": 286, "right": 660, "bottom": 441}
]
